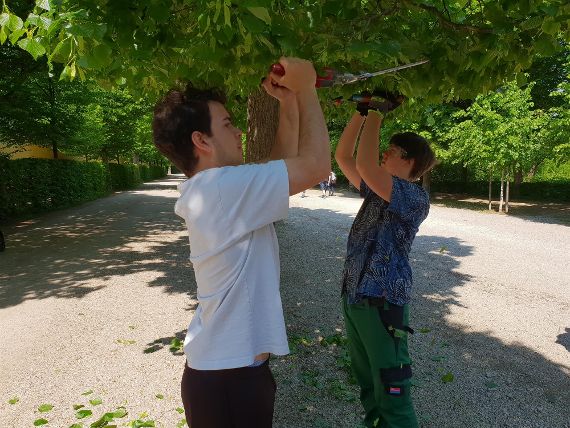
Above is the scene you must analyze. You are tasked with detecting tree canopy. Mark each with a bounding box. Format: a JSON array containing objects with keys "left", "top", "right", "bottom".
[{"left": 1, "top": 0, "right": 568, "bottom": 104}]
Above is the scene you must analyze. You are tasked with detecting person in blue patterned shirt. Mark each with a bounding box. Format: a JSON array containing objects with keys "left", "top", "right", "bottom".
[{"left": 335, "top": 97, "right": 436, "bottom": 428}]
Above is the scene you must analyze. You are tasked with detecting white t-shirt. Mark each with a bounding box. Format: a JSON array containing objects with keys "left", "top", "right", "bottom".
[{"left": 174, "top": 160, "right": 290, "bottom": 370}]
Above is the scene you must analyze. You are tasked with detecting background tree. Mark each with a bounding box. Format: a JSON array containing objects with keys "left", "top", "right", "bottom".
[{"left": 445, "top": 81, "right": 549, "bottom": 211}]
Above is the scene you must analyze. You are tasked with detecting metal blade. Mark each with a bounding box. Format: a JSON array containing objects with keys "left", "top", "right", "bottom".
[{"left": 357, "top": 59, "right": 429, "bottom": 81}]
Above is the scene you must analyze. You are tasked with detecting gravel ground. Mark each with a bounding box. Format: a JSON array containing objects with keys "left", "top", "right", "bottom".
[{"left": 0, "top": 176, "right": 568, "bottom": 428}]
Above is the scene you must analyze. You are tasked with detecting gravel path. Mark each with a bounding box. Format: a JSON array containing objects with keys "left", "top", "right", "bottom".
[{"left": 0, "top": 176, "right": 568, "bottom": 428}]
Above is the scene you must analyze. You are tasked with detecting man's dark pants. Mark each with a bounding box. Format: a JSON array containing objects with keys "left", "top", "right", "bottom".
[
  {"left": 181, "top": 359, "right": 276, "bottom": 427},
  {"left": 342, "top": 296, "right": 418, "bottom": 428}
]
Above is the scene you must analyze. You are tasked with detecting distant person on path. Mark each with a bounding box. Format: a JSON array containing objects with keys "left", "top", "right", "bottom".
[
  {"left": 327, "top": 170, "right": 337, "bottom": 196},
  {"left": 0, "top": 230, "right": 5, "bottom": 252},
  {"left": 335, "top": 97, "right": 436, "bottom": 428},
  {"left": 152, "top": 57, "right": 330, "bottom": 428},
  {"left": 319, "top": 179, "right": 328, "bottom": 197}
]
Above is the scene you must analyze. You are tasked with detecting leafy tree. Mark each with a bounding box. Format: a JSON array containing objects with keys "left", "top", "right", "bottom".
[
  {"left": 2, "top": 0, "right": 568, "bottom": 159},
  {"left": 0, "top": 44, "right": 94, "bottom": 158},
  {"left": 446, "top": 81, "right": 549, "bottom": 210}
]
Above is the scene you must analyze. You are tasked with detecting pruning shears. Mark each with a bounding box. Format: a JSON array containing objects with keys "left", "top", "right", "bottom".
[{"left": 270, "top": 59, "right": 429, "bottom": 88}]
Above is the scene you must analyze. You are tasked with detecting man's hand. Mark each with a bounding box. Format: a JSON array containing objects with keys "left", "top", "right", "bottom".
[
  {"left": 261, "top": 75, "right": 296, "bottom": 104},
  {"left": 270, "top": 57, "right": 316, "bottom": 94}
]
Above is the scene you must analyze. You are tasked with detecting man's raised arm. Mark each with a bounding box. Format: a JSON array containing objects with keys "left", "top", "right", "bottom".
[{"left": 270, "top": 57, "right": 331, "bottom": 195}]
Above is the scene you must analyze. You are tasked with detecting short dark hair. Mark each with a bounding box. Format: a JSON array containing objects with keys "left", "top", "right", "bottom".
[
  {"left": 389, "top": 132, "right": 437, "bottom": 181},
  {"left": 152, "top": 85, "right": 226, "bottom": 177}
]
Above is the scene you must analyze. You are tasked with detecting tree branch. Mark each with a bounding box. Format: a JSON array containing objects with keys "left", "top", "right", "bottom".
[
  {"left": 401, "top": 0, "right": 493, "bottom": 34},
  {"left": 441, "top": 0, "right": 452, "bottom": 21}
]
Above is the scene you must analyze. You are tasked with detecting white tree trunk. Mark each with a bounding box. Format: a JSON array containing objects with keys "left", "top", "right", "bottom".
[
  {"left": 505, "top": 169, "right": 510, "bottom": 214},
  {"left": 499, "top": 169, "right": 505, "bottom": 213},
  {"left": 488, "top": 167, "right": 493, "bottom": 211}
]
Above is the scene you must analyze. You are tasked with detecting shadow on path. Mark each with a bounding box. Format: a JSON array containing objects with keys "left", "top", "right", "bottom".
[
  {"left": 0, "top": 176, "right": 196, "bottom": 309},
  {"left": 432, "top": 193, "right": 570, "bottom": 227},
  {"left": 1, "top": 181, "right": 568, "bottom": 427},
  {"left": 272, "top": 205, "right": 569, "bottom": 427}
]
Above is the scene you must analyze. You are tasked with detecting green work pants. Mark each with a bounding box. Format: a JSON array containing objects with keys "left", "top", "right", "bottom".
[{"left": 342, "top": 297, "right": 418, "bottom": 428}]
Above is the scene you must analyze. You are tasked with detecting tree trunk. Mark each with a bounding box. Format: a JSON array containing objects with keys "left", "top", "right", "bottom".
[
  {"left": 527, "top": 164, "right": 538, "bottom": 179},
  {"left": 505, "top": 170, "right": 510, "bottom": 214},
  {"left": 461, "top": 166, "right": 469, "bottom": 183},
  {"left": 488, "top": 167, "right": 493, "bottom": 211},
  {"left": 245, "top": 88, "right": 279, "bottom": 163},
  {"left": 422, "top": 170, "right": 431, "bottom": 194},
  {"left": 499, "top": 169, "right": 505, "bottom": 213},
  {"left": 48, "top": 75, "right": 58, "bottom": 159},
  {"left": 513, "top": 167, "right": 523, "bottom": 199}
]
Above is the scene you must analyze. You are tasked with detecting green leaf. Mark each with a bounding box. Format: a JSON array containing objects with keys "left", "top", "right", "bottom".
[
  {"left": 50, "top": 37, "right": 72, "bottom": 62},
  {"left": 520, "top": 15, "right": 543, "bottom": 30},
  {"left": 393, "top": 328, "right": 407, "bottom": 338},
  {"left": 39, "top": 16, "right": 52, "bottom": 30},
  {"left": 9, "top": 28, "right": 26, "bottom": 44},
  {"left": 224, "top": 4, "right": 231, "bottom": 27},
  {"left": 0, "top": 13, "right": 10, "bottom": 27},
  {"left": 69, "top": 424, "right": 83, "bottom": 428},
  {"left": 485, "top": 381, "right": 499, "bottom": 390},
  {"left": 81, "top": 390, "right": 94, "bottom": 396},
  {"left": 247, "top": 7, "right": 271, "bottom": 25},
  {"left": 112, "top": 407, "right": 128, "bottom": 418},
  {"left": 7, "top": 14, "right": 24, "bottom": 31},
  {"left": 76, "top": 409, "right": 93, "bottom": 419},
  {"left": 169, "top": 337, "right": 183, "bottom": 352},
  {"left": 38, "top": 404, "right": 54, "bottom": 412},
  {"left": 418, "top": 328, "right": 432, "bottom": 334},
  {"left": 8, "top": 397, "right": 19, "bottom": 404},
  {"left": 36, "top": 0, "right": 51, "bottom": 11},
  {"left": 541, "top": 19, "right": 560, "bottom": 35},
  {"left": 89, "top": 398, "right": 102, "bottom": 406},
  {"left": 130, "top": 420, "right": 155, "bottom": 428},
  {"left": 26, "top": 13, "right": 40, "bottom": 26},
  {"left": 89, "top": 413, "right": 114, "bottom": 427},
  {"left": 73, "top": 404, "right": 85, "bottom": 410},
  {"left": 175, "top": 407, "right": 184, "bottom": 414},
  {"left": 534, "top": 34, "right": 557, "bottom": 56},
  {"left": 213, "top": 0, "right": 221, "bottom": 23},
  {"left": 240, "top": 14, "right": 265, "bottom": 33},
  {"left": 34, "top": 419, "right": 49, "bottom": 426},
  {"left": 441, "top": 372, "right": 454, "bottom": 383},
  {"left": 155, "top": 394, "right": 164, "bottom": 400},
  {"left": 17, "top": 37, "right": 46, "bottom": 60},
  {"left": 0, "top": 27, "right": 6, "bottom": 44}
]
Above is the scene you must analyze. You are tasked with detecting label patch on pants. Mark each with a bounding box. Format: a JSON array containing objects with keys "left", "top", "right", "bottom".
[{"left": 386, "top": 385, "right": 403, "bottom": 396}]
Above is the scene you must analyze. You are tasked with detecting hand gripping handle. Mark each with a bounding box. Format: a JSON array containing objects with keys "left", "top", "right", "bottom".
[{"left": 269, "top": 63, "right": 335, "bottom": 88}]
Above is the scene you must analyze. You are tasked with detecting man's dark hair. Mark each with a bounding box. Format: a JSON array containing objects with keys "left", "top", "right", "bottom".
[
  {"left": 152, "top": 85, "right": 226, "bottom": 177},
  {"left": 389, "top": 132, "right": 437, "bottom": 181}
]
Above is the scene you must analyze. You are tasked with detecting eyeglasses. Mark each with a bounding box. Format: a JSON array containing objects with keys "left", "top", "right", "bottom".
[{"left": 384, "top": 145, "right": 408, "bottom": 159}]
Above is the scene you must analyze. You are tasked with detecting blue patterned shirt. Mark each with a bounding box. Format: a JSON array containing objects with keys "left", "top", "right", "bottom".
[{"left": 342, "top": 177, "right": 430, "bottom": 305}]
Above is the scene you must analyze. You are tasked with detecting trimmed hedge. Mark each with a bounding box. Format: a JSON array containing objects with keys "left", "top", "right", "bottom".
[
  {"left": 0, "top": 158, "right": 167, "bottom": 222},
  {"left": 431, "top": 180, "right": 570, "bottom": 202}
]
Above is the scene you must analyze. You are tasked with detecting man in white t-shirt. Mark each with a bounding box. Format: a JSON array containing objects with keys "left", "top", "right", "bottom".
[{"left": 152, "top": 57, "right": 330, "bottom": 428}]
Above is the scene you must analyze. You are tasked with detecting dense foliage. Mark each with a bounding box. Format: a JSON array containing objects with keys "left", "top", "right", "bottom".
[
  {"left": 1, "top": 0, "right": 569, "bottom": 205},
  {"left": 0, "top": 41, "right": 165, "bottom": 162},
  {"left": 2, "top": 0, "right": 568, "bottom": 103}
]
